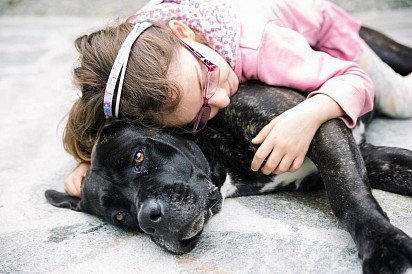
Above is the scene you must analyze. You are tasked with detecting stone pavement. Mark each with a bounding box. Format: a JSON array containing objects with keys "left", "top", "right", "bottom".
[{"left": 0, "top": 5, "right": 412, "bottom": 274}]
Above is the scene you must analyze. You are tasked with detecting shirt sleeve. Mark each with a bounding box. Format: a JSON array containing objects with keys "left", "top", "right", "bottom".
[{"left": 255, "top": 22, "right": 374, "bottom": 128}]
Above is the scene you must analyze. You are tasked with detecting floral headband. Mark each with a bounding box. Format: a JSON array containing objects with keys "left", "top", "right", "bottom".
[{"left": 103, "top": 21, "right": 153, "bottom": 118}]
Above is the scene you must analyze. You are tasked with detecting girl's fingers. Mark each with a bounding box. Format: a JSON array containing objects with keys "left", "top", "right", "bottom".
[
  {"left": 74, "top": 177, "right": 82, "bottom": 195},
  {"left": 251, "top": 120, "right": 275, "bottom": 144},
  {"left": 64, "top": 176, "right": 72, "bottom": 194},
  {"left": 64, "top": 174, "right": 82, "bottom": 197},
  {"left": 251, "top": 138, "right": 276, "bottom": 171},
  {"left": 65, "top": 180, "right": 77, "bottom": 197},
  {"left": 63, "top": 163, "right": 90, "bottom": 197},
  {"left": 290, "top": 156, "right": 305, "bottom": 172},
  {"left": 273, "top": 155, "right": 295, "bottom": 174},
  {"left": 261, "top": 149, "right": 283, "bottom": 175}
]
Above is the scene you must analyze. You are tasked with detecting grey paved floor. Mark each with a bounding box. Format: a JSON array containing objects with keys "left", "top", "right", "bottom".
[{"left": 0, "top": 4, "right": 411, "bottom": 274}]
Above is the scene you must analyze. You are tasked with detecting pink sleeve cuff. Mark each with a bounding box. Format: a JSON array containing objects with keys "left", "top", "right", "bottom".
[{"left": 307, "top": 77, "right": 374, "bottom": 128}]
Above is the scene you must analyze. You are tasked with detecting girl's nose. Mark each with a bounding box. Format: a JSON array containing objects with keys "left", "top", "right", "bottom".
[{"left": 208, "top": 88, "right": 230, "bottom": 109}]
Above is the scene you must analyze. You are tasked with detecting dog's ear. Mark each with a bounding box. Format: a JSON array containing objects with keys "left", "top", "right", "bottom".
[{"left": 45, "top": 190, "right": 83, "bottom": 211}]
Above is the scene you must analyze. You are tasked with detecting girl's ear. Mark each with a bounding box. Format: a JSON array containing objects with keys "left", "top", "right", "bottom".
[{"left": 168, "top": 20, "right": 196, "bottom": 40}]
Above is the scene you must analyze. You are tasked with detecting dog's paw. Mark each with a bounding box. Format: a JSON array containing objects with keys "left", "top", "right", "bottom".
[{"left": 361, "top": 226, "right": 412, "bottom": 274}]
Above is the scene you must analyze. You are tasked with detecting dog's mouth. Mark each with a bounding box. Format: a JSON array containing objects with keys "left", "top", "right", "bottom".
[
  {"left": 146, "top": 184, "right": 222, "bottom": 254},
  {"left": 176, "top": 229, "right": 203, "bottom": 250},
  {"left": 150, "top": 212, "right": 206, "bottom": 254},
  {"left": 179, "top": 213, "right": 205, "bottom": 241}
]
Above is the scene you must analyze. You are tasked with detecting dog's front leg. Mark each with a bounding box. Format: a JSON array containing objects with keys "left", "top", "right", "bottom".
[{"left": 308, "top": 119, "right": 412, "bottom": 274}]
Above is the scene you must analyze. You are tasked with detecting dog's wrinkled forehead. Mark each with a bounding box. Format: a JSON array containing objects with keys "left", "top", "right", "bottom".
[{"left": 92, "top": 120, "right": 209, "bottom": 173}]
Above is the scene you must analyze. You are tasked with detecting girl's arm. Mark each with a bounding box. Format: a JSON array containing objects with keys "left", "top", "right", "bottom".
[
  {"left": 252, "top": 23, "right": 374, "bottom": 128},
  {"left": 251, "top": 94, "right": 344, "bottom": 174},
  {"left": 64, "top": 162, "right": 90, "bottom": 197},
  {"left": 245, "top": 23, "right": 374, "bottom": 174}
]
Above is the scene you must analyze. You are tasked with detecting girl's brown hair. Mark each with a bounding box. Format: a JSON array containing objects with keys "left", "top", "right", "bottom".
[{"left": 64, "top": 22, "right": 185, "bottom": 163}]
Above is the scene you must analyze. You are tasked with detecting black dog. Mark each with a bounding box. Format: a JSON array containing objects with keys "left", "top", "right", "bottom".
[{"left": 46, "top": 27, "right": 412, "bottom": 273}]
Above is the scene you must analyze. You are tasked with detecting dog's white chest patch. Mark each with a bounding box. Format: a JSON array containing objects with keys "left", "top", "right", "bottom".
[
  {"left": 220, "top": 174, "right": 237, "bottom": 199},
  {"left": 259, "top": 158, "right": 318, "bottom": 193}
]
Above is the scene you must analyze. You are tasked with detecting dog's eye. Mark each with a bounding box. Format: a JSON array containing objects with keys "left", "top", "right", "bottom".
[
  {"left": 134, "top": 150, "right": 145, "bottom": 165},
  {"left": 114, "top": 211, "right": 126, "bottom": 222}
]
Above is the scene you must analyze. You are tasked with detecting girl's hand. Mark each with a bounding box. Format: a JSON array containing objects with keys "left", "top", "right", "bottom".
[
  {"left": 64, "top": 163, "right": 90, "bottom": 197},
  {"left": 251, "top": 108, "right": 320, "bottom": 174},
  {"left": 250, "top": 94, "right": 345, "bottom": 175}
]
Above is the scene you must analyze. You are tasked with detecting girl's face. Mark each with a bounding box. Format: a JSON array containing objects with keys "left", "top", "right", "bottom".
[{"left": 162, "top": 21, "right": 239, "bottom": 129}]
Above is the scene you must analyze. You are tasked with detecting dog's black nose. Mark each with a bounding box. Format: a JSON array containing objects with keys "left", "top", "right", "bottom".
[{"left": 138, "top": 199, "right": 164, "bottom": 235}]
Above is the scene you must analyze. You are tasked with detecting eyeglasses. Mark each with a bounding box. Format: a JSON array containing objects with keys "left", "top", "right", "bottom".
[{"left": 178, "top": 39, "right": 220, "bottom": 132}]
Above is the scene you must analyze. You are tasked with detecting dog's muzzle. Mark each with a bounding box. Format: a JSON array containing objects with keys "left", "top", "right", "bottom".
[{"left": 137, "top": 181, "right": 222, "bottom": 254}]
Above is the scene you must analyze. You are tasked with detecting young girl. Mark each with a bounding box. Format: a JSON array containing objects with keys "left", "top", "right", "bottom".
[{"left": 63, "top": 0, "right": 412, "bottom": 197}]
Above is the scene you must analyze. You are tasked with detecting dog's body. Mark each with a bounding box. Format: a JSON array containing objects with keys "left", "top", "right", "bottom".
[
  {"left": 46, "top": 27, "right": 412, "bottom": 273},
  {"left": 198, "top": 83, "right": 412, "bottom": 197}
]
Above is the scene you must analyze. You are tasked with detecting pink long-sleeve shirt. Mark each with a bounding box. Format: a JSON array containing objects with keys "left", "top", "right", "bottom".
[{"left": 130, "top": 0, "right": 374, "bottom": 128}]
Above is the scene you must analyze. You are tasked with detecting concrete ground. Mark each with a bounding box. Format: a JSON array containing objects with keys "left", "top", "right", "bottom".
[{"left": 0, "top": 1, "right": 411, "bottom": 273}]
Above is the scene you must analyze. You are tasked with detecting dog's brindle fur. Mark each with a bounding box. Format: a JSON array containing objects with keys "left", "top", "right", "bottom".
[{"left": 46, "top": 27, "right": 412, "bottom": 273}]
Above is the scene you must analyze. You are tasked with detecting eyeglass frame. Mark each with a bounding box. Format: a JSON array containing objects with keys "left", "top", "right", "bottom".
[{"left": 177, "top": 38, "right": 220, "bottom": 132}]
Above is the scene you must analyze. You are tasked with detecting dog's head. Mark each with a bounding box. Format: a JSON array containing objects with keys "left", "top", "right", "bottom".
[{"left": 45, "top": 120, "right": 223, "bottom": 254}]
